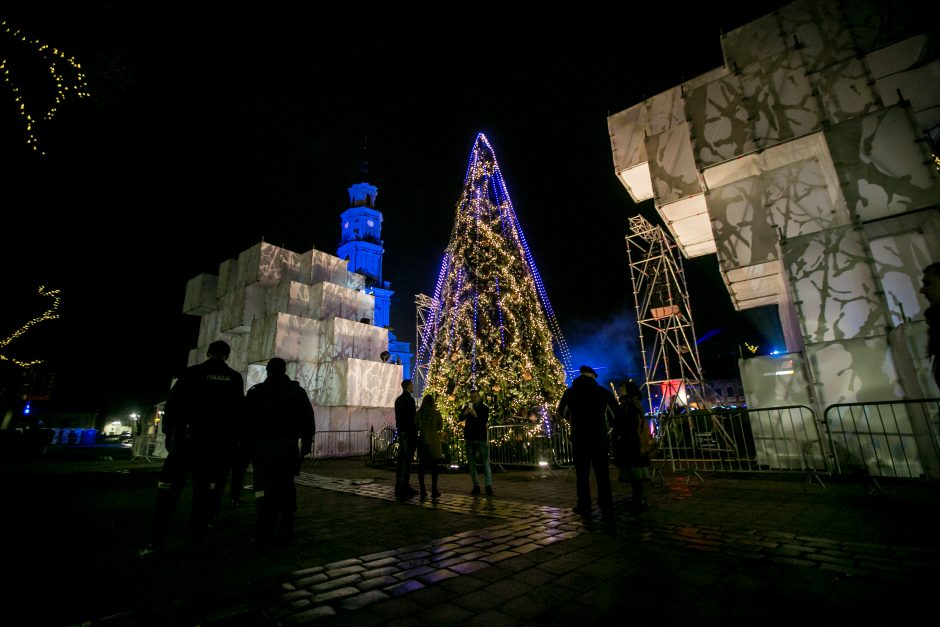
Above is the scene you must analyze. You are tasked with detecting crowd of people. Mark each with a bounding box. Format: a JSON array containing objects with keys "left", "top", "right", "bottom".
[{"left": 139, "top": 340, "right": 652, "bottom": 558}]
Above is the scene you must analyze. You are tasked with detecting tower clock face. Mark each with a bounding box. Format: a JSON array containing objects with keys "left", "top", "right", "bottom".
[{"left": 367, "top": 219, "right": 375, "bottom": 227}]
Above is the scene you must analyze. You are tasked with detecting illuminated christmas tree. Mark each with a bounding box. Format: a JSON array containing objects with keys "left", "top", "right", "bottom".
[{"left": 419, "top": 133, "right": 571, "bottom": 428}]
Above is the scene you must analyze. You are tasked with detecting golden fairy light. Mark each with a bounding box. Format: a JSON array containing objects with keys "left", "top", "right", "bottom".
[
  {"left": 0, "top": 285, "right": 61, "bottom": 368},
  {"left": 0, "top": 19, "right": 89, "bottom": 155}
]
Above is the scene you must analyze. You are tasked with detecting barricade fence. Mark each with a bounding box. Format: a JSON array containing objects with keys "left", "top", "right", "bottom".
[
  {"left": 654, "top": 405, "right": 831, "bottom": 478},
  {"left": 362, "top": 398, "right": 940, "bottom": 483},
  {"left": 824, "top": 398, "right": 940, "bottom": 480},
  {"left": 312, "top": 430, "right": 371, "bottom": 460}
]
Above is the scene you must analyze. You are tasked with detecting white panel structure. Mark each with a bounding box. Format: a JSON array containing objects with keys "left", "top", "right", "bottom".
[
  {"left": 181, "top": 241, "right": 402, "bottom": 436},
  {"left": 607, "top": 0, "right": 940, "bottom": 479}
]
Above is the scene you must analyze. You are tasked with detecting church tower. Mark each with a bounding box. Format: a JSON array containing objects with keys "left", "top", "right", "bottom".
[{"left": 337, "top": 161, "right": 413, "bottom": 377}]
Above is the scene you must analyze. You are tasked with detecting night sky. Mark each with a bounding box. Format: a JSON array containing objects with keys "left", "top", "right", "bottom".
[{"left": 1, "top": 2, "right": 790, "bottom": 419}]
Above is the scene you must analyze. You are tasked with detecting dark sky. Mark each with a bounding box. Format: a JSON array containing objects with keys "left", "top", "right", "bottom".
[{"left": 1, "top": 1, "right": 789, "bottom": 419}]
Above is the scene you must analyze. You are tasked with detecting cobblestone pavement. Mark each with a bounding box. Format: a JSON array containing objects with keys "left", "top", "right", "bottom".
[{"left": 6, "top": 458, "right": 940, "bottom": 626}]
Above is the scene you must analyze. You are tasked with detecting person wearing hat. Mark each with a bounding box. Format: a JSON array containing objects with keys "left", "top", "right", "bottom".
[
  {"left": 243, "top": 357, "right": 316, "bottom": 545},
  {"left": 140, "top": 339, "right": 245, "bottom": 557},
  {"left": 556, "top": 364, "right": 620, "bottom": 516}
]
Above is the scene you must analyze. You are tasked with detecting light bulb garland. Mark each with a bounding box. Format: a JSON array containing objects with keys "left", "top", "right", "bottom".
[
  {"left": 0, "top": 285, "right": 61, "bottom": 368},
  {"left": 1, "top": 19, "right": 89, "bottom": 156}
]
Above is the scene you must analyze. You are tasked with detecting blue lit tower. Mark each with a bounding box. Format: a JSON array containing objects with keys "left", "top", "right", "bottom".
[{"left": 337, "top": 165, "right": 412, "bottom": 375}]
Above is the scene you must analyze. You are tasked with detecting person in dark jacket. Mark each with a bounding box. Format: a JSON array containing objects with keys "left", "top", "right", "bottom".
[
  {"left": 613, "top": 379, "right": 651, "bottom": 512},
  {"left": 394, "top": 379, "right": 418, "bottom": 498},
  {"left": 140, "top": 339, "right": 244, "bottom": 557},
  {"left": 557, "top": 365, "right": 618, "bottom": 516},
  {"left": 459, "top": 389, "right": 493, "bottom": 495},
  {"left": 244, "top": 357, "right": 315, "bottom": 545}
]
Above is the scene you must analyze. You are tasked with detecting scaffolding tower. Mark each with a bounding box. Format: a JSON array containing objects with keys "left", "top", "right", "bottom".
[{"left": 625, "top": 214, "right": 711, "bottom": 414}]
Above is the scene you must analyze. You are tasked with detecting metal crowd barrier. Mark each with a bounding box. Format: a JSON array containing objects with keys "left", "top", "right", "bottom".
[
  {"left": 364, "top": 398, "right": 940, "bottom": 485},
  {"left": 313, "top": 429, "right": 372, "bottom": 461},
  {"left": 824, "top": 398, "right": 940, "bottom": 481},
  {"left": 369, "top": 422, "right": 574, "bottom": 471},
  {"left": 654, "top": 405, "right": 830, "bottom": 484}
]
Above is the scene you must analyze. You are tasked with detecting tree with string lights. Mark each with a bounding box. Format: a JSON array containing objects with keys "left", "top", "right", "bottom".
[
  {"left": 1, "top": 18, "right": 88, "bottom": 156},
  {"left": 0, "top": 285, "right": 61, "bottom": 429},
  {"left": 417, "top": 133, "right": 571, "bottom": 429}
]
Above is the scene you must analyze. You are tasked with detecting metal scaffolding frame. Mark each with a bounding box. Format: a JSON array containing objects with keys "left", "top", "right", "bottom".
[{"left": 625, "top": 215, "right": 711, "bottom": 414}]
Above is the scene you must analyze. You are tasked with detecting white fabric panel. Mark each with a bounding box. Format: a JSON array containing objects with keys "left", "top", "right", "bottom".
[
  {"left": 330, "top": 317, "right": 388, "bottom": 362},
  {"left": 246, "top": 312, "right": 322, "bottom": 364},
  {"left": 866, "top": 35, "right": 929, "bottom": 78},
  {"left": 264, "top": 281, "right": 374, "bottom": 323},
  {"left": 806, "top": 336, "right": 904, "bottom": 404},
  {"left": 739, "top": 49, "right": 821, "bottom": 151},
  {"left": 197, "top": 309, "right": 222, "bottom": 349},
  {"left": 826, "top": 106, "right": 940, "bottom": 222},
  {"left": 783, "top": 226, "right": 887, "bottom": 343},
  {"left": 777, "top": 0, "right": 854, "bottom": 73},
  {"left": 183, "top": 273, "right": 219, "bottom": 315},
  {"left": 683, "top": 240, "right": 719, "bottom": 258},
  {"left": 870, "top": 230, "right": 934, "bottom": 326},
  {"left": 812, "top": 57, "right": 880, "bottom": 124},
  {"left": 739, "top": 353, "right": 813, "bottom": 409},
  {"left": 300, "top": 359, "right": 399, "bottom": 408},
  {"left": 720, "top": 10, "right": 786, "bottom": 71},
  {"left": 874, "top": 60, "right": 940, "bottom": 132},
  {"left": 657, "top": 194, "right": 715, "bottom": 257},
  {"left": 618, "top": 164, "right": 654, "bottom": 203},
  {"left": 686, "top": 73, "right": 758, "bottom": 168},
  {"left": 888, "top": 321, "right": 936, "bottom": 398},
  {"left": 646, "top": 123, "right": 702, "bottom": 205},
  {"left": 727, "top": 260, "right": 782, "bottom": 308},
  {"left": 730, "top": 275, "right": 780, "bottom": 302},
  {"left": 607, "top": 104, "right": 648, "bottom": 173},
  {"left": 724, "top": 261, "right": 780, "bottom": 283},
  {"left": 307, "top": 249, "right": 352, "bottom": 286},
  {"left": 308, "top": 282, "right": 374, "bottom": 322},
  {"left": 236, "top": 242, "right": 300, "bottom": 288},
  {"left": 219, "top": 283, "right": 268, "bottom": 334},
  {"left": 215, "top": 258, "right": 237, "bottom": 299},
  {"left": 314, "top": 406, "right": 396, "bottom": 437},
  {"left": 733, "top": 293, "right": 780, "bottom": 309},
  {"left": 701, "top": 133, "right": 845, "bottom": 216},
  {"left": 645, "top": 86, "right": 684, "bottom": 135}
]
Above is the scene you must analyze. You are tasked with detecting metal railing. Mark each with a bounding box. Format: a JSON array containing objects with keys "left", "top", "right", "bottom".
[
  {"left": 654, "top": 405, "right": 830, "bottom": 480},
  {"left": 313, "top": 429, "right": 372, "bottom": 460},
  {"left": 364, "top": 398, "right": 940, "bottom": 485},
  {"left": 824, "top": 398, "right": 940, "bottom": 480},
  {"left": 369, "top": 422, "right": 574, "bottom": 470}
]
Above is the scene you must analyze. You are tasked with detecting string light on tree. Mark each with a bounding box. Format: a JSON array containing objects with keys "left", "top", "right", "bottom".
[
  {"left": 1, "top": 19, "right": 89, "bottom": 156},
  {"left": 0, "top": 285, "right": 61, "bottom": 368},
  {"left": 417, "top": 133, "right": 571, "bottom": 435}
]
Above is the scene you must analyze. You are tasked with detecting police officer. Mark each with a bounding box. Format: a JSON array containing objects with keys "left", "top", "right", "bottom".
[{"left": 140, "top": 339, "right": 244, "bottom": 557}]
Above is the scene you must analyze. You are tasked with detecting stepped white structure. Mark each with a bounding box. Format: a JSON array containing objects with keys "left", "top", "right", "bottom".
[{"left": 182, "top": 241, "right": 401, "bottom": 447}]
